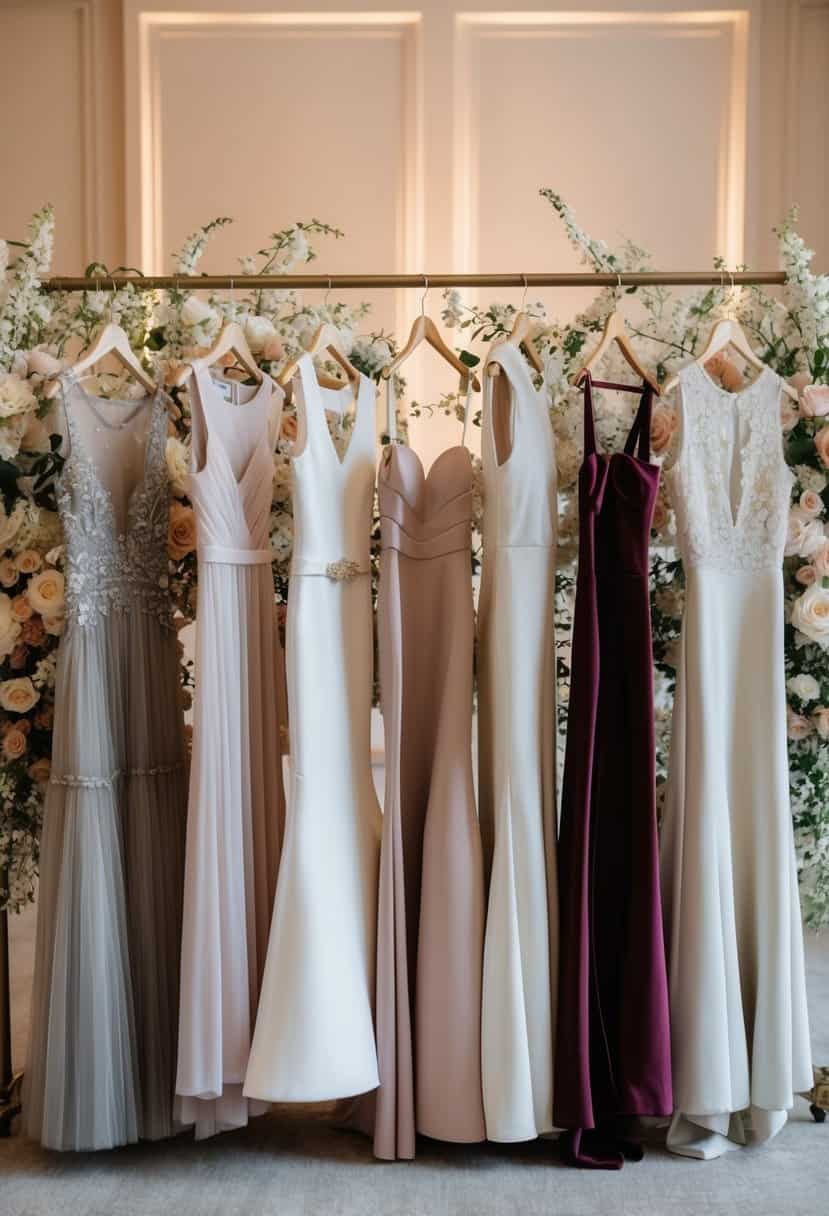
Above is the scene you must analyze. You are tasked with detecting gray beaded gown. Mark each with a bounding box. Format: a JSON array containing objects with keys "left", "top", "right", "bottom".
[{"left": 23, "top": 372, "right": 188, "bottom": 1150}]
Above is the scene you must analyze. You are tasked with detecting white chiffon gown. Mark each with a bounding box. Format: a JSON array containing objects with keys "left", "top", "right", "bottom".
[
  {"left": 244, "top": 353, "right": 381, "bottom": 1103},
  {"left": 175, "top": 368, "right": 287, "bottom": 1138},
  {"left": 25, "top": 372, "right": 187, "bottom": 1150},
  {"left": 661, "top": 363, "right": 813, "bottom": 1159},
  {"left": 477, "top": 342, "right": 558, "bottom": 1141}
]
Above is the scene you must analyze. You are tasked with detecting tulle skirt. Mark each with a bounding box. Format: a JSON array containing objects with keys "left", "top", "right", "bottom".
[{"left": 24, "top": 608, "right": 187, "bottom": 1151}]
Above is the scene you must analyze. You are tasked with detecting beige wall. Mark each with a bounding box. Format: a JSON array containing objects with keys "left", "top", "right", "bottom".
[{"left": 1, "top": 0, "right": 828, "bottom": 456}]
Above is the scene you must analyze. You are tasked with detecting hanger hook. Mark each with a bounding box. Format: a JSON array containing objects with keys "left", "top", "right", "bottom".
[
  {"left": 420, "top": 275, "right": 429, "bottom": 316},
  {"left": 109, "top": 274, "right": 117, "bottom": 323},
  {"left": 324, "top": 276, "right": 333, "bottom": 309},
  {"left": 616, "top": 270, "right": 623, "bottom": 295},
  {"left": 520, "top": 273, "right": 528, "bottom": 311}
]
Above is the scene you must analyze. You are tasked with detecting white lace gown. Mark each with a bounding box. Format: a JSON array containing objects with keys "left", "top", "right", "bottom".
[
  {"left": 24, "top": 372, "right": 187, "bottom": 1151},
  {"left": 175, "top": 368, "right": 286, "bottom": 1139},
  {"left": 660, "top": 363, "right": 813, "bottom": 1160},
  {"left": 477, "top": 342, "right": 558, "bottom": 1141},
  {"left": 244, "top": 354, "right": 381, "bottom": 1103}
]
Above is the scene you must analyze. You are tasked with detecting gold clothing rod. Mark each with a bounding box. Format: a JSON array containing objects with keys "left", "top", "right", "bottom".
[{"left": 40, "top": 271, "right": 791, "bottom": 292}]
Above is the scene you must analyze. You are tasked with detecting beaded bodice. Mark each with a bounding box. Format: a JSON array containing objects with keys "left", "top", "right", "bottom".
[
  {"left": 668, "top": 363, "right": 794, "bottom": 574},
  {"left": 56, "top": 374, "right": 173, "bottom": 629}
]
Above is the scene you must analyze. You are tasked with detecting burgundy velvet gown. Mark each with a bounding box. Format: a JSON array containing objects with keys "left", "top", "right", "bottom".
[{"left": 554, "top": 373, "right": 672, "bottom": 1168}]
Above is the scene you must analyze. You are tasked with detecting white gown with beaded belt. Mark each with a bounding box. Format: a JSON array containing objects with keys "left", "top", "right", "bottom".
[
  {"left": 660, "top": 362, "right": 812, "bottom": 1159},
  {"left": 175, "top": 367, "right": 287, "bottom": 1139},
  {"left": 244, "top": 353, "right": 381, "bottom": 1103},
  {"left": 24, "top": 372, "right": 187, "bottom": 1151}
]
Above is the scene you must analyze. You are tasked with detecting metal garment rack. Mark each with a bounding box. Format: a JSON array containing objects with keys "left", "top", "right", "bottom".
[{"left": 2, "top": 262, "right": 823, "bottom": 1137}]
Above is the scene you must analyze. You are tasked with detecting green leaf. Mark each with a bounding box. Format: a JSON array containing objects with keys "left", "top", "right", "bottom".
[{"left": 459, "top": 350, "right": 480, "bottom": 369}]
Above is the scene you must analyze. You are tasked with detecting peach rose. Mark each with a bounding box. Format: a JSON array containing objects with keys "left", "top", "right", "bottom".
[
  {"left": 0, "top": 675, "right": 40, "bottom": 714},
  {"left": 280, "top": 412, "right": 298, "bottom": 442},
  {"left": 2, "top": 728, "right": 27, "bottom": 761},
  {"left": 26, "top": 568, "right": 65, "bottom": 617},
  {"left": 33, "top": 702, "right": 54, "bottom": 730},
  {"left": 42, "top": 614, "right": 64, "bottom": 637},
  {"left": 11, "top": 594, "right": 32, "bottom": 622},
  {"left": 719, "top": 360, "right": 745, "bottom": 394},
  {"left": 813, "top": 707, "right": 829, "bottom": 739},
  {"left": 650, "top": 404, "right": 677, "bottom": 455},
  {"left": 168, "top": 501, "right": 198, "bottom": 560},
  {"left": 27, "top": 755, "right": 51, "bottom": 784},
  {"left": 651, "top": 496, "right": 669, "bottom": 533},
  {"left": 814, "top": 425, "right": 829, "bottom": 468},
  {"left": 801, "top": 384, "right": 829, "bottom": 419},
  {"left": 800, "top": 489, "right": 824, "bottom": 518},
  {"left": 14, "top": 549, "right": 41, "bottom": 575},
  {"left": 796, "top": 564, "right": 817, "bottom": 586},
  {"left": 787, "top": 707, "right": 813, "bottom": 740},
  {"left": 21, "top": 617, "right": 45, "bottom": 645},
  {"left": 9, "top": 643, "right": 28, "bottom": 670},
  {"left": 0, "top": 558, "right": 18, "bottom": 588}
]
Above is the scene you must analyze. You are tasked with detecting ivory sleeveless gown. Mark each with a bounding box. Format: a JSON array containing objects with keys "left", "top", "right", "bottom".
[
  {"left": 661, "top": 363, "right": 813, "bottom": 1159},
  {"left": 244, "top": 354, "right": 381, "bottom": 1103},
  {"left": 371, "top": 382, "right": 485, "bottom": 1159},
  {"left": 477, "top": 342, "right": 558, "bottom": 1142},
  {"left": 175, "top": 367, "right": 286, "bottom": 1139},
  {"left": 25, "top": 372, "right": 187, "bottom": 1150}
]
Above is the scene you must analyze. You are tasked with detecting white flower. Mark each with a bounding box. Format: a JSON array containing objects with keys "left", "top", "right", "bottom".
[
  {"left": 791, "top": 582, "right": 829, "bottom": 647},
  {"left": 0, "top": 239, "right": 7, "bottom": 278},
  {"left": 0, "top": 416, "right": 26, "bottom": 461},
  {"left": 795, "top": 464, "right": 827, "bottom": 494},
  {"left": 287, "top": 229, "right": 309, "bottom": 264},
  {"left": 786, "top": 508, "right": 826, "bottom": 557},
  {"left": 270, "top": 520, "right": 293, "bottom": 563},
  {"left": 788, "top": 673, "right": 821, "bottom": 703},
  {"left": 180, "top": 295, "right": 217, "bottom": 329},
  {"left": 244, "top": 315, "right": 277, "bottom": 354},
  {"left": 441, "top": 289, "right": 464, "bottom": 329},
  {"left": 165, "top": 436, "right": 190, "bottom": 497},
  {"left": 0, "top": 593, "right": 22, "bottom": 660},
  {"left": 0, "top": 502, "right": 25, "bottom": 551},
  {"left": 0, "top": 373, "right": 37, "bottom": 419}
]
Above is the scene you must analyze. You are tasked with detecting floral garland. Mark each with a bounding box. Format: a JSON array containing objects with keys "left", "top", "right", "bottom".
[{"left": 1, "top": 195, "right": 827, "bottom": 927}]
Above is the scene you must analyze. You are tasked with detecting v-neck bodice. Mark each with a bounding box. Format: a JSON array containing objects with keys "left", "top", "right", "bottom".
[
  {"left": 187, "top": 366, "right": 283, "bottom": 565},
  {"left": 668, "top": 362, "right": 793, "bottom": 574},
  {"left": 56, "top": 372, "right": 172, "bottom": 629},
  {"left": 290, "top": 353, "right": 377, "bottom": 576}
]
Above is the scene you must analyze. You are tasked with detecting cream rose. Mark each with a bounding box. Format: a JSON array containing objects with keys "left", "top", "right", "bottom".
[
  {"left": 26, "top": 568, "right": 65, "bottom": 617},
  {"left": 799, "top": 489, "right": 824, "bottom": 519},
  {"left": 787, "top": 707, "right": 813, "bottom": 740},
  {"left": 244, "top": 315, "right": 277, "bottom": 354},
  {"left": 0, "top": 372, "right": 37, "bottom": 419},
  {"left": 801, "top": 384, "right": 829, "bottom": 419},
  {"left": 787, "top": 673, "right": 821, "bottom": 702},
  {"left": 650, "top": 404, "right": 676, "bottom": 456},
  {"left": 180, "top": 295, "right": 217, "bottom": 329},
  {"left": 0, "top": 676, "right": 40, "bottom": 714},
  {"left": 168, "top": 501, "right": 197, "bottom": 560},
  {"left": 2, "top": 727, "right": 27, "bottom": 761},
  {"left": 165, "top": 436, "right": 190, "bottom": 498},
  {"left": 791, "top": 582, "right": 829, "bottom": 647},
  {"left": 0, "top": 592, "right": 21, "bottom": 660},
  {"left": 796, "top": 564, "right": 818, "bottom": 586},
  {"left": 813, "top": 707, "right": 829, "bottom": 739},
  {"left": 814, "top": 540, "right": 829, "bottom": 578},
  {"left": 26, "top": 349, "right": 64, "bottom": 378},
  {"left": 28, "top": 755, "right": 50, "bottom": 784},
  {"left": 15, "top": 549, "right": 41, "bottom": 575}
]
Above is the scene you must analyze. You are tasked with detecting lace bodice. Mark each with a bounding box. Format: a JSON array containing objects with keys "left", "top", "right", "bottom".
[
  {"left": 56, "top": 374, "right": 173, "bottom": 629},
  {"left": 668, "top": 363, "right": 793, "bottom": 574}
]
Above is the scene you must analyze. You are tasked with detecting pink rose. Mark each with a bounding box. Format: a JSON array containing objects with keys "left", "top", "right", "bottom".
[
  {"left": 796, "top": 564, "right": 817, "bottom": 586},
  {"left": 814, "top": 539, "right": 829, "bottom": 578},
  {"left": 28, "top": 756, "right": 51, "bottom": 784},
  {"left": 813, "top": 707, "right": 829, "bottom": 739},
  {"left": 814, "top": 425, "right": 829, "bottom": 468},
  {"left": 787, "top": 707, "right": 813, "bottom": 740},
  {"left": 799, "top": 489, "right": 824, "bottom": 518},
  {"left": 650, "top": 404, "right": 676, "bottom": 455},
  {"left": 790, "top": 372, "right": 812, "bottom": 395},
  {"left": 262, "top": 334, "right": 284, "bottom": 362},
  {"left": 801, "top": 384, "right": 829, "bottom": 419},
  {"left": 651, "top": 495, "right": 669, "bottom": 533}
]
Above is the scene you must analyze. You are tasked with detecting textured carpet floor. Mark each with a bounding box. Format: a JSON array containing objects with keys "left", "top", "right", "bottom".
[{"left": 3, "top": 904, "right": 828, "bottom": 1216}]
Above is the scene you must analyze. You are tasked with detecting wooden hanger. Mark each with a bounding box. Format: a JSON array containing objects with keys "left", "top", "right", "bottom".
[
  {"left": 277, "top": 321, "right": 360, "bottom": 394},
  {"left": 572, "top": 308, "right": 660, "bottom": 395},
  {"left": 662, "top": 315, "right": 798, "bottom": 400},
  {"left": 382, "top": 280, "right": 481, "bottom": 392},
  {"left": 487, "top": 312, "right": 544, "bottom": 379},
  {"left": 174, "top": 320, "right": 263, "bottom": 388},
  {"left": 69, "top": 320, "right": 157, "bottom": 395}
]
